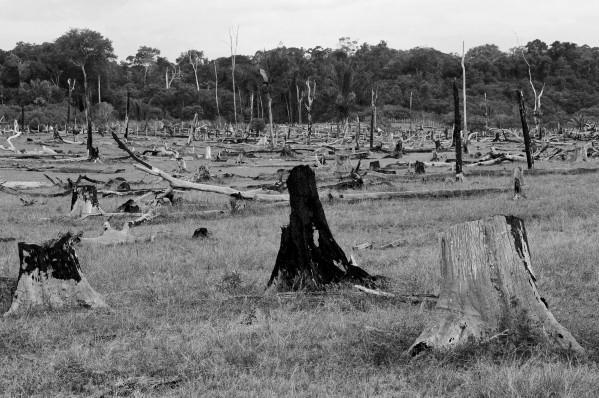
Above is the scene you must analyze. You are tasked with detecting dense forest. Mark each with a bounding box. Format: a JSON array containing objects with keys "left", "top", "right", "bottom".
[{"left": 1, "top": 28, "right": 598, "bottom": 131}]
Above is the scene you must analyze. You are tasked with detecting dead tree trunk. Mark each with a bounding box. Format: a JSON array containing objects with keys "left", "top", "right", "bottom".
[
  {"left": 513, "top": 166, "right": 526, "bottom": 200},
  {"left": 518, "top": 90, "right": 534, "bottom": 169},
  {"left": 370, "top": 87, "right": 377, "bottom": 150},
  {"left": 296, "top": 83, "right": 303, "bottom": 125},
  {"left": 124, "top": 89, "right": 130, "bottom": 139},
  {"left": 4, "top": 232, "right": 107, "bottom": 316},
  {"left": 407, "top": 215, "right": 584, "bottom": 356},
  {"left": 453, "top": 80, "right": 463, "bottom": 179},
  {"left": 80, "top": 66, "right": 98, "bottom": 160},
  {"left": 214, "top": 61, "right": 221, "bottom": 123},
  {"left": 305, "top": 79, "right": 315, "bottom": 145},
  {"left": 355, "top": 115, "right": 360, "bottom": 150},
  {"left": 267, "top": 165, "right": 375, "bottom": 290},
  {"left": 66, "top": 78, "right": 76, "bottom": 134}
]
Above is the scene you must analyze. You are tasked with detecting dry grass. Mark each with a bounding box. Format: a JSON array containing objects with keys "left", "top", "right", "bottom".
[{"left": 1, "top": 167, "right": 599, "bottom": 396}]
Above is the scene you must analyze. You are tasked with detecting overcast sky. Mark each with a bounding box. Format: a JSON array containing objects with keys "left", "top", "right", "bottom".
[{"left": 1, "top": 0, "right": 597, "bottom": 61}]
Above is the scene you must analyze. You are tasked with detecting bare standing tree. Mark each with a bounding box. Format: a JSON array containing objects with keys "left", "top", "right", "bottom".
[
  {"left": 213, "top": 61, "right": 221, "bottom": 122},
  {"left": 66, "top": 78, "right": 76, "bottom": 134},
  {"left": 165, "top": 63, "right": 181, "bottom": 89},
  {"left": 305, "top": 79, "right": 316, "bottom": 145},
  {"left": 370, "top": 86, "right": 378, "bottom": 149},
  {"left": 461, "top": 41, "right": 468, "bottom": 134},
  {"left": 521, "top": 48, "right": 545, "bottom": 139},
  {"left": 188, "top": 50, "right": 203, "bottom": 92},
  {"left": 260, "top": 68, "right": 275, "bottom": 146},
  {"left": 249, "top": 91, "right": 254, "bottom": 122},
  {"left": 229, "top": 26, "right": 239, "bottom": 125},
  {"left": 296, "top": 83, "right": 304, "bottom": 125}
]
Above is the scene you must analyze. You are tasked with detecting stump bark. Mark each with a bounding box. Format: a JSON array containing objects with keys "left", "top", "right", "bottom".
[
  {"left": 5, "top": 233, "right": 107, "bottom": 316},
  {"left": 267, "top": 165, "right": 374, "bottom": 290},
  {"left": 407, "top": 215, "right": 583, "bottom": 356}
]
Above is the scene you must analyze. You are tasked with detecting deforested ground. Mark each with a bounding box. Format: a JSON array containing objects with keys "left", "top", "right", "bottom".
[{"left": 1, "top": 136, "right": 599, "bottom": 396}]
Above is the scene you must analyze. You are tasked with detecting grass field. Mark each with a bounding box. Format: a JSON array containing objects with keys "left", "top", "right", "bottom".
[{"left": 1, "top": 138, "right": 599, "bottom": 396}]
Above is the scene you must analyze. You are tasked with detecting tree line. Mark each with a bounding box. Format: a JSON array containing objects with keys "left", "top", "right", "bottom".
[{"left": 1, "top": 29, "right": 598, "bottom": 131}]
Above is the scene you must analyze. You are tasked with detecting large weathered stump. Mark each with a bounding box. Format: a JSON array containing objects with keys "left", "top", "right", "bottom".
[
  {"left": 408, "top": 215, "right": 583, "bottom": 356},
  {"left": 5, "top": 233, "right": 107, "bottom": 316},
  {"left": 70, "top": 183, "right": 103, "bottom": 217},
  {"left": 267, "top": 165, "right": 374, "bottom": 290}
]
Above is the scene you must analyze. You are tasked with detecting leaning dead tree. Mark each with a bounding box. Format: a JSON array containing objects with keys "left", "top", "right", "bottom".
[
  {"left": 267, "top": 165, "right": 376, "bottom": 290},
  {"left": 452, "top": 80, "right": 463, "bottom": 180},
  {"left": 305, "top": 79, "right": 316, "bottom": 144},
  {"left": 4, "top": 232, "right": 107, "bottom": 316},
  {"left": 518, "top": 90, "right": 534, "bottom": 169},
  {"left": 407, "top": 215, "right": 584, "bottom": 356}
]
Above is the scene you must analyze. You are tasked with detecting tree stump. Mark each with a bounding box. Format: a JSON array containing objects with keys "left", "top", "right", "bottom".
[
  {"left": 414, "top": 161, "right": 425, "bottom": 174},
  {"left": 267, "top": 165, "right": 375, "bottom": 290},
  {"left": 5, "top": 233, "right": 107, "bottom": 316},
  {"left": 407, "top": 215, "right": 584, "bottom": 356},
  {"left": 70, "top": 183, "right": 103, "bottom": 217},
  {"left": 513, "top": 166, "right": 526, "bottom": 200},
  {"left": 393, "top": 140, "right": 403, "bottom": 158},
  {"left": 0, "top": 277, "right": 17, "bottom": 314},
  {"left": 334, "top": 154, "right": 352, "bottom": 176}
]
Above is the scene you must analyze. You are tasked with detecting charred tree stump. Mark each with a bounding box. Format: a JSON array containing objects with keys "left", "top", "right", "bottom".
[
  {"left": 393, "top": 139, "right": 403, "bottom": 158},
  {"left": 407, "top": 215, "right": 584, "bottom": 356},
  {"left": 267, "top": 165, "right": 374, "bottom": 290},
  {"left": 5, "top": 233, "right": 107, "bottom": 316},
  {"left": 513, "top": 166, "right": 526, "bottom": 200},
  {"left": 453, "top": 80, "right": 463, "bottom": 180},
  {"left": 518, "top": 90, "right": 534, "bottom": 169},
  {"left": 414, "top": 161, "right": 425, "bottom": 174},
  {"left": 70, "top": 183, "right": 103, "bottom": 217}
]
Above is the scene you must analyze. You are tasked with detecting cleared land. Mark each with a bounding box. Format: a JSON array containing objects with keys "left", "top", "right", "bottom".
[{"left": 0, "top": 130, "right": 598, "bottom": 397}]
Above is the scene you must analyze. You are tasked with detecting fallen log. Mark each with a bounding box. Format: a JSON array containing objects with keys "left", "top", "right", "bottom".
[
  {"left": 326, "top": 187, "right": 510, "bottom": 202},
  {"left": 0, "top": 181, "right": 53, "bottom": 189},
  {"left": 4, "top": 232, "right": 108, "bottom": 316},
  {"left": 407, "top": 215, "right": 584, "bottom": 356},
  {"left": 112, "top": 132, "right": 289, "bottom": 202}
]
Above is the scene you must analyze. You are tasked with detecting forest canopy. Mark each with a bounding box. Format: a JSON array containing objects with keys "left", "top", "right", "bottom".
[{"left": 1, "top": 29, "right": 598, "bottom": 130}]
